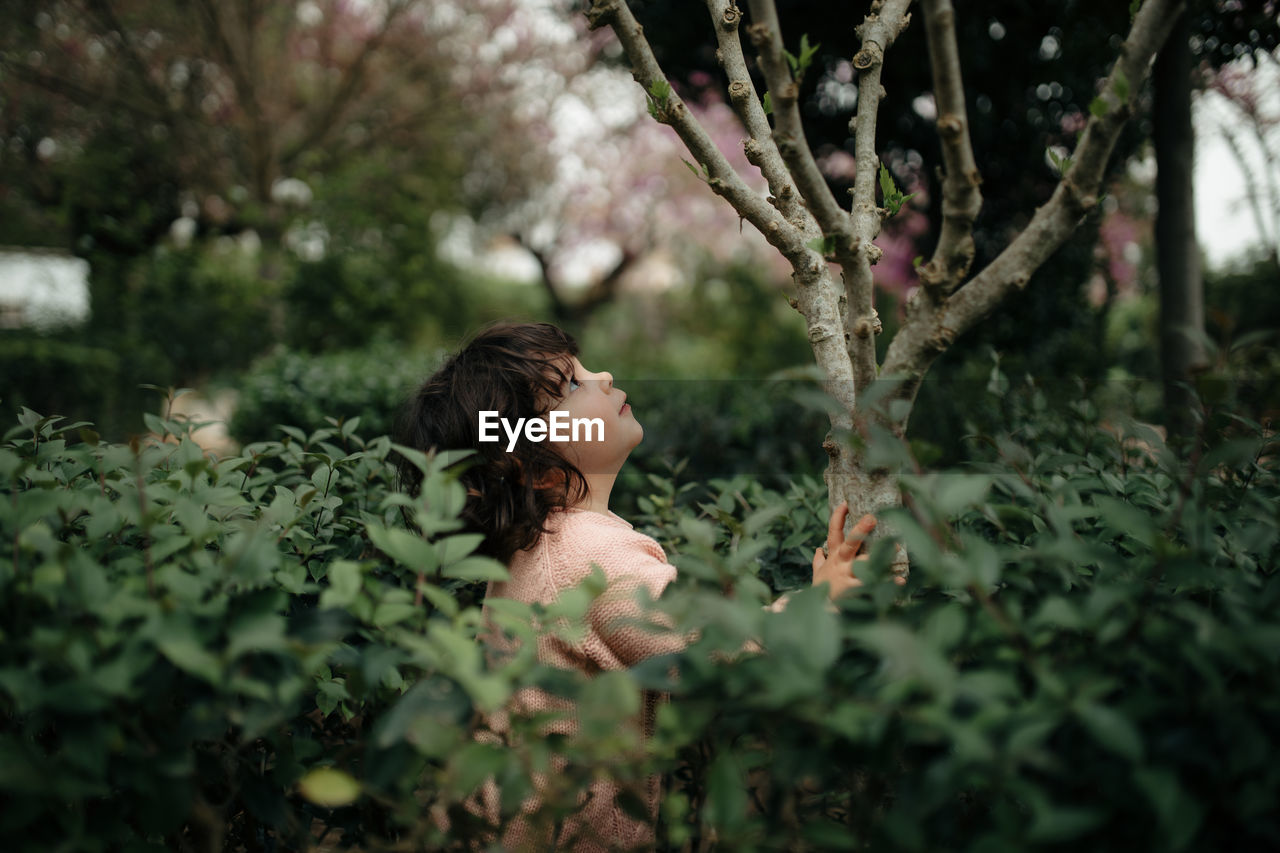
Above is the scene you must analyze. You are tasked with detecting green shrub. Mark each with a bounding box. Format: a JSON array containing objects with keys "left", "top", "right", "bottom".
[
  {"left": 228, "top": 343, "right": 442, "bottom": 444},
  {"left": 1, "top": 372, "right": 1277, "bottom": 851},
  {"left": 0, "top": 332, "right": 121, "bottom": 426},
  {"left": 624, "top": 378, "right": 1279, "bottom": 851},
  {"left": 0, "top": 405, "right": 526, "bottom": 850}
]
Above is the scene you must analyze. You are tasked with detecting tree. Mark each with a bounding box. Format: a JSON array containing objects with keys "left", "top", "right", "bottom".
[
  {"left": 583, "top": 0, "right": 1185, "bottom": 561},
  {"left": 471, "top": 62, "right": 790, "bottom": 326},
  {"left": 1199, "top": 48, "right": 1280, "bottom": 268},
  {"left": 1154, "top": 10, "right": 1207, "bottom": 440}
]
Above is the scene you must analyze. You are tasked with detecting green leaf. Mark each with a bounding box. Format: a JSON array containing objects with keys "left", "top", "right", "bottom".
[
  {"left": 806, "top": 235, "right": 836, "bottom": 256},
  {"left": 703, "top": 752, "right": 747, "bottom": 828},
  {"left": 1076, "top": 701, "right": 1143, "bottom": 762},
  {"left": 1028, "top": 800, "right": 1106, "bottom": 843},
  {"left": 879, "top": 163, "right": 896, "bottom": 199},
  {"left": 921, "top": 605, "right": 967, "bottom": 652},
  {"left": 1089, "top": 96, "right": 1109, "bottom": 118},
  {"left": 438, "top": 532, "right": 485, "bottom": 565},
  {"left": 320, "top": 560, "right": 363, "bottom": 609},
  {"left": 785, "top": 34, "right": 821, "bottom": 82},
  {"left": 372, "top": 600, "right": 419, "bottom": 628},
  {"left": 297, "top": 767, "right": 361, "bottom": 808},
  {"left": 156, "top": 634, "right": 222, "bottom": 685},
  {"left": 935, "top": 474, "right": 992, "bottom": 516},
  {"left": 441, "top": 556, "right": 508, "bottom": 582},
  {"left": 1113, "top": 70, "right": 1130, "bottom": 103},
  {"left": 367, "top": 524, "right": 438, "bottom": 572},
  {"left": 762, "top": 91, "right": 772, "bottom": 115},
  {"left": 1134, "top": 766, "right": 1202, "bottom": 850},
  {"left": 877, "top": 164, "right": 914, "bottom": 216},
  {"left": 226, "top": 611, "right": 288, "bottom": 658}
]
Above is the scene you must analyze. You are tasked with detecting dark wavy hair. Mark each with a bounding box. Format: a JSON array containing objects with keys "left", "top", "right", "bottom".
[{"left": 395, "top": 322, "right": 588, "bottom": 564}]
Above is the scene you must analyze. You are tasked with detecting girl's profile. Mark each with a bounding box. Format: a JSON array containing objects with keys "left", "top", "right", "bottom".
[{"left": 398, "top": 320, "right": 875, "bottom": 851}]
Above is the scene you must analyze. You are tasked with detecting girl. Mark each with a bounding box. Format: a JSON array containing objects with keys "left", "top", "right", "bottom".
[{"left": 398, "top": 321, "right": 875, "bottom": 851}]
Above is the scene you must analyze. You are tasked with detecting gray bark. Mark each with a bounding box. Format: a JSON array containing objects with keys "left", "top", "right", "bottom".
[{"left": 586, "top": 0, "right": 1183, "bottom": 560}]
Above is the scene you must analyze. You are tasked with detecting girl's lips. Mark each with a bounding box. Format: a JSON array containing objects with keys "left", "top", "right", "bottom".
[{"left": 620, "top": 403, "right": 631, "bottom": 414}]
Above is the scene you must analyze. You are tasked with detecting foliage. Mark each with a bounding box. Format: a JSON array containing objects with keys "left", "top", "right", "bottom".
[
  {"left": 0, "top": 404, "right": 486, "bottom": 850},
  {"left": 228, "top": 343, "right": 442, "bottom": 445},
  {"left": 627, "top": 379, "right": 1280, "bottom": 851},
  {"left": 2, "top": 370, "right": 1277, "bottom": 850},
  {"left": 1099, "top": 254, "right": 1280, "bottom": 428},
  {"left": 0, "top": 333, "right": 121, "bottom": 430}
]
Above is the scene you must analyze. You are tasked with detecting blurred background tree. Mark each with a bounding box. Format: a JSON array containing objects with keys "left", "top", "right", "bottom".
[
  {"left": 0, "top": 0, "right": 792, "bottom": 440},
  {"left": 1, "top": 0, "right": 1275, "bottom": 486}
]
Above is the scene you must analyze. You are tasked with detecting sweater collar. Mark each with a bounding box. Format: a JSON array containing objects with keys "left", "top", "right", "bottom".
[{"left": 556, "top": 506, "right": 634, "bottom": 529}]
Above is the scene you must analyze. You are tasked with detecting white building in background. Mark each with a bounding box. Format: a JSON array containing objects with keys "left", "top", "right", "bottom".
[{"left": 0, "top": 248, "right": 90, "bottom": 330}]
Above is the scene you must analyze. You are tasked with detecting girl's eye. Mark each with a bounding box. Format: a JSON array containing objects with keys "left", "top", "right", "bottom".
[{"left": 567, "top": 378, "right": 581, "bottom": 393}]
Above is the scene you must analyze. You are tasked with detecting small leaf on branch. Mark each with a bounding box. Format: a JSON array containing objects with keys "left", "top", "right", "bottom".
[
  {"left": 1046, "top": 146, "right": 1072, "bottom": 175},
  {"left": 1112, "top": 71, "right": 1130, "bottom": 103},
  {"left": 806, "top": 235, "right": 836, "bottom": 257},
  {"left": 912, "top": 255, "right": 924, "bottom": 269},
  {"left": 646, "top": 79, "right": 673, "bottom": 121},
  {"left": 681, "top": 158, "right": 710, "bottom": 183},
  {"left": 1129, "top": 0, "right": 1142, "bottom": 21},
  {"left": 1089, "top": 96, "right": 1109, "bottom": 118},
  {"left": 762, "top": 92, "right": 772, "bottom": 116},
  {"left": 298, "top": 767, "right": 361, "bottom": 808},
  {"left": 784, "top": 34, "right": 821, "bottom": 84},
  {"left": 878, "top": 164, "right": 915, "bottom": 217}
]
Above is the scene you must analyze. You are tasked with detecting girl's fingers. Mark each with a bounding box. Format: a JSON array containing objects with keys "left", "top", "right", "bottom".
[
  {"left": 826, "top": 502, "right": 849, "bottom": 554},
  {"left": 836, "top": 514, "right": 877, "bottom": 559}
]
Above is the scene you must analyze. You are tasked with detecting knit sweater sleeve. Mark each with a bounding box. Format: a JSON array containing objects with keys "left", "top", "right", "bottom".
[{"left": 552, "top": 514, "right": 685, "bottom": 670}]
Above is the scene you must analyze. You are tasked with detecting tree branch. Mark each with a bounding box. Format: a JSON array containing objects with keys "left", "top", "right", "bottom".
[
  {"left": 917, "top": 0, "right": 983, "bottom": 293},
  {"left": 279, "top": 0, "right": 415, "bottom": 171},
  {"left": 192, "top": 0, "right": 274, "bottom": 199},
  {"left": 882, "top": 0, "right": 1185, "bottom": 424},
  {"left": 744, "top": 0, "right": 850, "bottom": 241},
  {"left": 83, "top": 0, "right": 175, "bottom": 118},
  {"left": 843, "top": 0, "right": 913, "bottom": 394},
  {"left": 585, "top": 0, "right": 809, "bottom": 264},
  {"left": 704, "top": 0, "right": 806, "bottom": 227},
  {"left": 1, "top": 61, "right": 164, "bottom": 120}
]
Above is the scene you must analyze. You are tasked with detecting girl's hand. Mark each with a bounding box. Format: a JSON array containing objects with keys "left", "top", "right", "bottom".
[{"left": 811, "top": 502, "right": 876, "bottom": 601}]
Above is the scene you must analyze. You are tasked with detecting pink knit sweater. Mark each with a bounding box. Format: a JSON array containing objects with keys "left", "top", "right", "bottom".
[{"left": 476, "top": 508, "right": 685, "bottom": 852}]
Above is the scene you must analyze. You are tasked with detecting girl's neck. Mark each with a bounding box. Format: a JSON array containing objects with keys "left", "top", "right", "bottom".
[{"left": 573, "top": 471, "right": 617, "bottom": 515}]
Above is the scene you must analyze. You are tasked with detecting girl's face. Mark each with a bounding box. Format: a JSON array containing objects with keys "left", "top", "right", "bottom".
[{"left": 549, "top": 355, "right": 643, "bottom": 475}]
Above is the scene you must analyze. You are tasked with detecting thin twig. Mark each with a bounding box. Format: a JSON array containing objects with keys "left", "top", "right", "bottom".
[
  {"left": 703, "top": 0, "right": 805, "bottom": 225},
  {"left": 584, "top": 0, "right": 808, "bottom": 262},
  {"left": 918, "top": 0, "right": 983, "bottom": 294},
  {"left": 745, "top": 0, "right": 851, "bottom": 237},
  {"left": 881, "top": 0, "right": 1185, "bottom": 430},
  {"left": 842, "top": 0, "right": 913, "bottom": 393}
]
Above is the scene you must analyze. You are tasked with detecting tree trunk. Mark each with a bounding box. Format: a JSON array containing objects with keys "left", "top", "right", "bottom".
[
  {"left": 588, "top": 0, "right": 1184, "bottom": 555},
  {"left": 1154, "top": 10, "right": 1206, "bottom": 443}
]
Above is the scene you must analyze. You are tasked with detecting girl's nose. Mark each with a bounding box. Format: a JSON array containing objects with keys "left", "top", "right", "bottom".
[{"left": 596, "top": 371, "right": 613, "bottom": 391}]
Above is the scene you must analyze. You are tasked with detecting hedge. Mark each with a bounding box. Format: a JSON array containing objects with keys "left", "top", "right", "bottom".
[{"left": 0, "top": 380, "right": 1276, "bottom": 851}]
